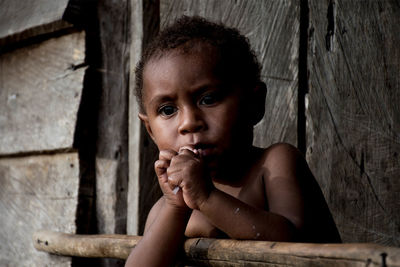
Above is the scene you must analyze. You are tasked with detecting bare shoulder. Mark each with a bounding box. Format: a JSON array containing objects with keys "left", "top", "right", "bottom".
[
  {"left": 265, "top": 142, "right": 300, "bottom": 154},
  {"left": 264, "top": 142, "right": 301, "bottom": 158},
  {"left": 261, "top": 143, "right": 304, "bottom": 174},
  {"left": 256, "top": 143, "right": 305, "bottom": 228},
  {"left": 144, "top": 196, "right": 165, "bottom": 234},
  {"left": 260, "top": 143, "right": 341, "bottom": 243},
  {"left": 260, "top": 142, "right": 315, "bottom": 190}
]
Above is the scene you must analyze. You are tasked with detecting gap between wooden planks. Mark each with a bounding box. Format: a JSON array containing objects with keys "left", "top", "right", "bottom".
[{"left": 33, "top": 230, "right": 400, "bottom": 266}]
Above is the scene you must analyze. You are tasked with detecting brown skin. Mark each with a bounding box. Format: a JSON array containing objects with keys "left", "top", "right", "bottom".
[{"left": 125, "top": 45, "right": 340, "bottom": 267}]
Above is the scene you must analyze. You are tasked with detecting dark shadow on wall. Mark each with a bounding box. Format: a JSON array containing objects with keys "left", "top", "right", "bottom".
[{"left": 64, "top": 0, "right": 102, "bottom": 265}]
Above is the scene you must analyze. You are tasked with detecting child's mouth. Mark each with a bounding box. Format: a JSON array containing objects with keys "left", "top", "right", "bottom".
[
  {"left": 198, "top": 148, "right": 212, "bottom": 157},
  {"left": 179, "top": 144, "right": 215, "bottom": 157}
]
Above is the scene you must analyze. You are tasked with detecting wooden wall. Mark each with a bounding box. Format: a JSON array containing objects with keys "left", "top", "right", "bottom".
[
  {"left": 0, "top": 0, "right": 130, "bottom": 266},
  {"left": 0, "top": 0, "right": 84, "bottom": 266},
  {"left": 306, "top": 0, "right": 400, "bottom": 245}
]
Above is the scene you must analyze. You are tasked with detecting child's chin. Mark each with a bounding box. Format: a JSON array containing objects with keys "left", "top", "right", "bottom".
[{"left": 203, "top": 157, "right": 219, "bottom": 173}]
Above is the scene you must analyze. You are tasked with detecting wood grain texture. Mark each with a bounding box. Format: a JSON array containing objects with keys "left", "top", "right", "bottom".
[
  {"left": 0, "top": 154, "right": 79, "bottom": 266},
  {"left": 127, "top": 0, "right": 144, "bottom": 236},
  {"left": 94, "top": 0, "right": 131, "bottom": 237},
  {"left": 127, "top": 0, "right": 161, "bottom": 235},
  {"left": 34, "top": 231, "right": 400, "bottom": 266},
  {"left": 160, "top": 0, "right": 300, "bottom": 148},
  {"left": 0, "top": 0, "right": 71, "bottom": 46},
  {"left": 0, "top": 31, "right": 85, "bottom": 155},
  {"left": 306, "top": 0, "right": 400, "bottom": 245}
]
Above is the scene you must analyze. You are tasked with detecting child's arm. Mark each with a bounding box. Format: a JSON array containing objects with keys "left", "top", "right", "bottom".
[
  {"left": 125, "top": 198, "right": 191, "bottom": 267},
  {"left": 201, "top": 143, "right": 304, "bottom": 241},
  {"left": 125, "top": 150, "right": 191, "bottom": 267},
  {"left": 168, "top": 143, "right": 307, "bottom": 241}
]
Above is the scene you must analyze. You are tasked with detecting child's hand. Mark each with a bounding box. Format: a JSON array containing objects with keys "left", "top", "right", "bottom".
[
  {"left": 155, "top": 150, "right": 188, "bottom": 209},
  {"left": 167, "top": 148, "right": 213, "bottom": 210}
]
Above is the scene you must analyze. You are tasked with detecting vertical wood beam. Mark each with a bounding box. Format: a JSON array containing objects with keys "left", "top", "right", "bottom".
[
  {"left": 128, "top": 0, "right": 160, "bottom": 235},
  {"left": 127, "top": 0, "right": 143, "bottom": 236},
  {"left": 95, "top": 0, "right": 130, "bottom": 235}
]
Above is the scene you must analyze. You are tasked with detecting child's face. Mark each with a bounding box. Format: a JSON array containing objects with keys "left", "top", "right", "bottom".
[{"left": 139, "top": 45, "right": 253, "bottom": 172}]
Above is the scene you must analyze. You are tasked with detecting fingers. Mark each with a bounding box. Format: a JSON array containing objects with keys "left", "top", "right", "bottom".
[
  {"left": 159, "top": 149, "right": 177, "bottom": 161},
  {"left": 155, "top": 159, "right": 169, "bottom": 182},
  {"left": 179, "top": 146, "right": 200, "bottom": 157},
  {"left": 179, "top": 146, "right": 195, "bottom": 154},
  {"left": 155, "top": 150, "right": 177, "bottom": 181},
  {"left": 167, "top": 177, "right": 181, "bottom": 194},
  {"left": 173, "top": 149, "right": 200, "bottom": 166},
  {"left": 159, "top": 147, "right": 198, "bottom": 160},
  {"left": 156, "top": 147, "right": 201, "bottom": 193}
]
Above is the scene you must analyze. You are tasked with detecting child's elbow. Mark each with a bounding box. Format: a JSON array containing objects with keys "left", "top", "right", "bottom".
[
  {"left": 275, "top": 219, "right": 299, "bottom": 242},
  {"left": 259, "top": 217, "right": 299, "bottom": 242}
]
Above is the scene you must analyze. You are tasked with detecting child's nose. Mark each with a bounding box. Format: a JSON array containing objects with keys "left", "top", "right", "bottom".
[{"left": 178, "top": 107, "right": 205, "bottom": 134}]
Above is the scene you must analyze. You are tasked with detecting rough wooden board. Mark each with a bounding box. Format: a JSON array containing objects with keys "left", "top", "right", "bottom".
[
  {"left": 0, "top": 31, "right": 85, "bottom": 155},
  {"left": 128, "top": 0, "right": 161, "bottom": 235},
  {"left": 96, "top": 158, "right": 119, "bottom": 234},
  {"left": 93, "top": 0, "right": 130, "bottom": 238},
  {"left": 0, "top": 0, "right": 71, "bottom": 45},
  {"left": 160, "top": 0, "right": 299, "bottom": 148},
  {"left": 254, "top": 79, "right": 298, "bottom": 147},
  {"left": 0, "top": 153, "right": 79, "bottom": 266},
  {"left": 127, "top": 0, "right": 144, "bottom": 236},
  {"left": 306, "top": 0, "right": 400, "bottom": 245}
]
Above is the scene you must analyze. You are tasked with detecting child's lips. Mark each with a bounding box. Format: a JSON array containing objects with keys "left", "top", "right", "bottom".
[
  {"left": 194, "top": 144, "right": 216, "bottom": 157},
  {"left": 179, "top": 144, "right": 216, "bottom": 157},
  {"left": 198, "top": 147, "right": 214, "bottom": 157}
]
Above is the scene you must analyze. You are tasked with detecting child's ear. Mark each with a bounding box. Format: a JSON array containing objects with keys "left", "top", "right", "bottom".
[
  {"left": 138, "top": 113, "right": 155, "bottom": 141},
  {"left": 251, "top": 82, "right": 267, "bottom": 125}
]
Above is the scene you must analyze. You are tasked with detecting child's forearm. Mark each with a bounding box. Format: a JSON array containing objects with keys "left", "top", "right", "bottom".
[
  {"left": 199, "top": 189, "right": 296, "bottom": 241},
  {"left": 125, "top": 204, "right": 191, "bottom": 267}
]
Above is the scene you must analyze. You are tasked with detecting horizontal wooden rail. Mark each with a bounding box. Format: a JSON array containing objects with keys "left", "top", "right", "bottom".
[{"left": 33, "top": 230, "right": 400, "bottom": 266}]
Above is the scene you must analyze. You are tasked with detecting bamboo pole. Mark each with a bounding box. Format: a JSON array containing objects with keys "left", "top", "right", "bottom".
[{"left": 33, "top": 230, "right": 400, "bottom": 266}]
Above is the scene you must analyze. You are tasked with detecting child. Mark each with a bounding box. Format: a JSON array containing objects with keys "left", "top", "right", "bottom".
[{"left": 125, "top": 16, "right": 340, "bottom": 266}]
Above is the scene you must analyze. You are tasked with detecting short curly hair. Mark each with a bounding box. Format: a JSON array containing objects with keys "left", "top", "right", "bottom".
[{"left": 135, "top": 16, "right": 262, "bottom": 113}]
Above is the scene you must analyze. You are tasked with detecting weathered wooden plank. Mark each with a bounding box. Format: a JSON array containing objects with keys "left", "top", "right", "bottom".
[
  {"left": 160, "top": 0, "right": 299, "bottom": 148},
  {"left": 0, "top": 154, "right": 80, "bottom": 266},
  {"left": 306, "top": 0, "right": 400, "bottom": 245},
  {"left": 34, "top": 231, "right": 400, "bottom": 266},
  {"left": 0, "top": 31, "right": 85, "bottom": 155},
  {"left": 93, "top": 0, "right": 131, "bottom": 241},
  {"left": 0, "top": 0, "right": 71, "bottom": 46},
  {"left": 128, "top": 0, "right": 161, "bottom": 235},
  {"left": 127, "top": 0, "right": 144, "bottom": 236}
]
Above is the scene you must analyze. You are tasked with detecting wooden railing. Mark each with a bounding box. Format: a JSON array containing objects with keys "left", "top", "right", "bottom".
[{"left": 33, "top": 230, "right": 400, "bottom": 266}]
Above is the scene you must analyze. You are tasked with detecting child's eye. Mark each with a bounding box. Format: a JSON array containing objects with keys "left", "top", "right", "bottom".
[
  {"left": 199, "top": 94, "right": 218, "bottom": 106},
  {"left": 158, "top": 105, "right": 177, "bottom": 117}
]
